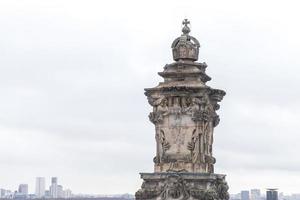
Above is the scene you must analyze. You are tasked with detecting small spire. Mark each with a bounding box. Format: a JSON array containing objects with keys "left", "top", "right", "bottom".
[{"left": 182, "top": 19, "right": 190, "bottom": 35}]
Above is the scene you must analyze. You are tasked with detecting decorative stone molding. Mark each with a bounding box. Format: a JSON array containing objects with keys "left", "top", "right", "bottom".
[{"left": 135, "top": 173, "right": 229, "bottom": 200}]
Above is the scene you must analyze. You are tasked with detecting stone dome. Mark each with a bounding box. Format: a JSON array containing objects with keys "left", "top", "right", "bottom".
[{"left": 171, "top": 19, "right": 200, "bottom": 61}]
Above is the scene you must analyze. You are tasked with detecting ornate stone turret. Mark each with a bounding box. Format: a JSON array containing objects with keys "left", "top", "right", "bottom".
[{"left": 136, "top": 19, "right": 229, "bottom": 200}]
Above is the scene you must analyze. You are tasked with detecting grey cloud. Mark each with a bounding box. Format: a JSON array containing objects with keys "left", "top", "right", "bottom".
[{"left": 1, "top": 0, "right": 300, "bottom": 195}]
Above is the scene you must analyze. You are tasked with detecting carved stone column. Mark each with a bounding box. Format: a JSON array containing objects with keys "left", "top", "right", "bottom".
[{"left": 136, "top": 19, "right": 229, "bottom": 200}]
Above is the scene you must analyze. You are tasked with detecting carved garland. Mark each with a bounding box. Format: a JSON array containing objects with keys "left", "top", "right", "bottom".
[{"left": 135, "top": 174, "right": 229, "bottom": 200}]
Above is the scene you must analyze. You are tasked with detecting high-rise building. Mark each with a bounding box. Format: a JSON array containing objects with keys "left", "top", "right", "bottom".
[
  {"left": 291, "top": 194, "right": 300, "bottom": 200},
  {"left": 18, "top": 184, "right": 28, "bottom": 196},
  {"left": 63, "top": 189, "right": 72, "bottom": 199},
  {"left": 35, "top": 177, "right": 46, "bottom": 198},
  {"left": 45, "top": 190, "right": 50, "bottom": 198},
  {"left": 242, "top": 191, "right": 250, "bottom": 200},
  {"left": 5, "top": 190, "right": 13, "bottom": 198},
  {"left": 51, "top": 177, "right": 57, "bottom": 185},
  {"left": 50, "top": 177, "right": 58, "bottom": 198},
  {"left": 57, "top": 185, "right": 63, "bottom": 198},
  {"left": 251, "top": 189, "right": 261, "bottom": 200},
  {"left": 267, "top": 189, "right": 278, "bottom": 200},
  {"left": 230, "top": 193, "right": 241, "bottom": 200},
  {"left": 0, "top": 189, "right": 5, "bottom": 198}
]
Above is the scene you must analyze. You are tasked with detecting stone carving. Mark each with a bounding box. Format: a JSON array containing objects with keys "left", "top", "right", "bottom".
[
  {"left": 135, "top": 174, "right": 189, "bottom": 200},
  {"left": 191, "top": 96, "right": 213, "bottom": 122},
  {"left": 160, "top": 130, "right": 170, "bottom": 154},
  {"left": 189, "top": 187, "right": 218, "bottom": 200},
  {"left": 149, "top": 98, "right": 169, "bottom": 124},
  {"left": 213, "top": 115, "right": 220, "bottom": 127},
  {"left": 210, "top": 89, "right": 226, "bottom": 102},
  {"left": 205, "top": 155, "right": 216, "bottom": 173},
  {"left": 171, "top": 19, "right": 200, "bottom": 61},
  {"left": 149, "top": 112, "right": 163, "bottom": 124},
  {"left": 181, "top": 97, "right": 190, "bottom": 112},
  {"left": 149, "top": 95, "right": 221, "bottom": 122},
  {"left": 203, "top": 189, "right": 218, "bottom": 200},
  {"left": 189, "top": 96, "right": 217, "bottom": 163},
  {"left": 167, "top": 163, "right": 189, "bottom": 173},
  {"left": 187, "top": 129, "right": 200, "bottom": 163},
  {"left": 214, "top": 177, "right": 230, "bottom": 200},
  {"left": 160, "top": 174, "right": 189, "bottom": 200},
  {"left": 147, "top": 96, "right": 164, "bottom": 107},
  {"left": 157, "top": 98, "right": 169, "bottom": 114},
  {"left": 136, "top": 173, "right": 229, "bottom": 200},
  {"left": 149, "top": 94, "right": 222, "bottom": 170},
  {"left": 186, "top": 97, "right": 200, "bottom": 115},
  {"left": 136, "top": 19, "right": 229, "bottom": 200},
  {"left": 155, "top": 130, "right": 170, "bottom": 163},
  {"left": 135, "top": 182, "right": 163, "bottom": 200}
]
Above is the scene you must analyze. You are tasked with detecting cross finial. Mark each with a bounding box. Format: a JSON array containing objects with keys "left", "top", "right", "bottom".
[
  {"left": 182, "top": 19, "right": 190, "bottom": 35},
  {"left": 182, "top": 19, "right": 190, "bottom": 27}
]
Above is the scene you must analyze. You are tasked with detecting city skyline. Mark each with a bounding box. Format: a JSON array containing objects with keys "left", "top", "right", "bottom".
[
  {"left": 2, "top": 184, "right": 300, "bottom": 200},
  {"left": 1, "top": 0, "right": 300, "bottom": 195},
  {"left": 2, "top": 179, "right": 300, "bottom": 197},
  {"left": 0, "top": 177, "right": 72, "bottom": 198}
]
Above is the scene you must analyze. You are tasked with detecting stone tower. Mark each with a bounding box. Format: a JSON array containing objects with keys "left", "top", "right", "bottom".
[{"left": 135, "top": 19, "right": 229, "bottom": 200}]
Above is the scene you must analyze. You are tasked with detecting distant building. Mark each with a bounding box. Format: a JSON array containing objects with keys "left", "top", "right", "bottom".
[
  {"left": 7, "top": 190, "right": 14, "bottom": 199},
  {"left": 50, "top": 177, "right": 58, "bottom": 198},
  {"left": 0, "top": 189, "right": 5, "bottom": 198},
  {"left": 290, "top": 194, "right": 300, "bottom": 200},
  {"left": 230, "top": 193, "right": 241, "bottom": 200},
  {"left": 242, "top": 191, "right": 250, "bottom": 200},
  {"left": 57, "top": 185, "right": 63, "bottom": 198},
  {"left": 35, "top": 177, "right": 46, "bottom": 198},
  {"left": 251, "top": 189, "right": 261, "bottom": 200},
  {"left": 2, "top": 190, "right": 13, "bottom": 199},
  {"left": 18, "top": 184, "right": 28, "bottom": 195},
  {"left": 51, "top": 177, "right": 57, "bottom": 185},
  {"left": 63, "top": 189, "right": 72, "bottom": 198},
  {"left": 267, "top": 189, "right": 278, "bottom": 200},
  {"left": 45, "top": 190, "right": 50, "bottom": 198}
]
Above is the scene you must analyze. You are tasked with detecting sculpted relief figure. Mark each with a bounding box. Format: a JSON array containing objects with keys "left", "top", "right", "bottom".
[
  {"left": 150, "top": 94, "right": 219, "bottom": 171},
  {"left": 201, "top": 96, "right": 215, "bottom": 156},
  {"left": 147, "top": 96, "right": 163, "bottom": 107},
  {"left": 149, "top": 97, "right": 169, "bottom": 124},
  {"left": 183, "top": 95, "right": 219, "bottom": 171},
  {"left": 215, "top": 177, "right": 230, "bottom": 200},
  {"left": 181, "top": 97, "right": 190, "bottom": 113},
  {"left": 188, "top": 95, "right": 214, "bottom": 156},
  {"left": 187, "top": 129, "right": 200, "bottom": 163},
  {"left": 188, "top": 97, "right": 201, "bottom": 115},
  {"left": 157, "top": 98, "right": 169, "bottom": 115},
  {"left": 157, "top": 130, "right": 170, "bottom": 163},
  {"left": 160, "top": 175, "right": 189, "bottom": 200},
  {"left": 170, "top": 97, "right": 181, "bottom": 117}
]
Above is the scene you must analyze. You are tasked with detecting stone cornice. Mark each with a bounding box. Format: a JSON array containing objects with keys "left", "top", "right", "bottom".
[
  {"left": 158, "top": 71, "right": 211, "bottom": 83},
  {"left": 144, "top": 86, "right": 210, "bottom": 96},
  {"left": 164, "top": 61, "right": 208, "bottom": 70}
]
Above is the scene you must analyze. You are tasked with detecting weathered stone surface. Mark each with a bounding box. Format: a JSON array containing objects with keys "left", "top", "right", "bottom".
[
  {"left": 136, "top": 19, "right": 229, "bottom": 200},
  {"left": 144, "top": 20, "right": 225, "bottom": 174},
  {"left": 136, "top": 173, "right": 229, "bottom": 200}
]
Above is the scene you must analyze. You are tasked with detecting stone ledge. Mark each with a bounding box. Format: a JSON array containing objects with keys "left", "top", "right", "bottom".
[{"left": 140, "top": 172, "right": 226, "bottom": 180}]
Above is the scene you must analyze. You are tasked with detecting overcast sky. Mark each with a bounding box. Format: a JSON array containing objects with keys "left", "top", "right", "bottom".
[{"left": 1, "top": 0, "right": 300, "bottom": 195}]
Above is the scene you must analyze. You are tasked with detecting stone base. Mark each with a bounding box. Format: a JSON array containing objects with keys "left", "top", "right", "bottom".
[{"left": 135, "top": 172, "right": 229, "bottom": 200}]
